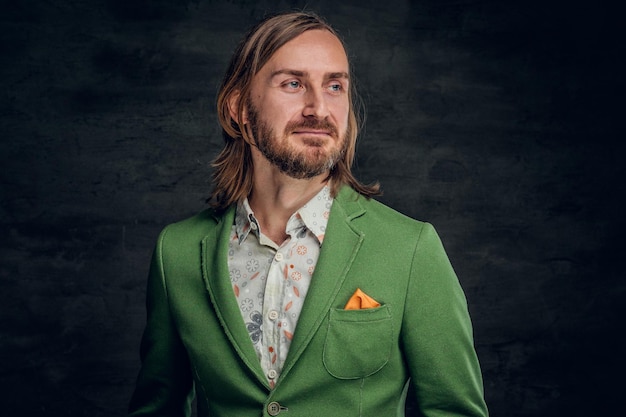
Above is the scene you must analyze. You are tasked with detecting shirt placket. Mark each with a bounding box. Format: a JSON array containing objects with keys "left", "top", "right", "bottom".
[{"left": 262, "top": 245, "right": 287, "bottom": 388}]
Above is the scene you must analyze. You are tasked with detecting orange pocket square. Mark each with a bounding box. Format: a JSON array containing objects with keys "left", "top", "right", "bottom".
[{"left": 344, "top": 288, "right": 381, "bottom": 310}]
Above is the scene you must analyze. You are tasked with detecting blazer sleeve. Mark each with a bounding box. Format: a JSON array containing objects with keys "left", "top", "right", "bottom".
[
  {"left": 402, "top": 222, "right": 488, "bottom": 417},
  {"left": 128, "top": 227, "right": 195, "bottom": 417}
]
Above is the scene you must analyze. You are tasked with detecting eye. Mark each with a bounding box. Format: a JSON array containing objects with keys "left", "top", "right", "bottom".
[
  {"left": 328, "top": 82, "right": 344, "bottom": 94},
  {"left": 284, "top": 80, "right": 302, "bottom": 90}
]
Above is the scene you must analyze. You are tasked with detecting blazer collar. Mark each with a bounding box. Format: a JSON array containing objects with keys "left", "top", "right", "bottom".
[
  {"left": 279, "top": 186, "right": 367, "bottom": 384},
  {"left": 201, "top": 206, "right": 269, "bottom": 387}
]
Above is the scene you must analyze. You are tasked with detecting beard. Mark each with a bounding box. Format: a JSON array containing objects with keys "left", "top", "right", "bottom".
[{"left": 246, "top": 103, "right": 348, "bottom": 180}]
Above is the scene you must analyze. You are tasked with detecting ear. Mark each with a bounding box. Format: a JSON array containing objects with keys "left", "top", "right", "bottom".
[{"left": 227, "top": 90, "right": 248, "bottom": 124}]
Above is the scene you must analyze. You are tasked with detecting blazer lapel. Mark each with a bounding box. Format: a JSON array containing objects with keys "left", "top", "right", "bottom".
[
  {"left": 280, "top": 186, "right": 366, "bottom": 379},
  {"left": 200, "top": 207, "right": 268, "bottom": 387}
]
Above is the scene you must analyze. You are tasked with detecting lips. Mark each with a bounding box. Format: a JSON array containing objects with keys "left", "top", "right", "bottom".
[{"left": 292, "top": 129, "right": 332, "bottom": 136}]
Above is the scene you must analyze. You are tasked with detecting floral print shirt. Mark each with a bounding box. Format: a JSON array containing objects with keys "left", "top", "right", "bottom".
[{"left": 228, "top": 185, "right": 332, "bottom": 388}]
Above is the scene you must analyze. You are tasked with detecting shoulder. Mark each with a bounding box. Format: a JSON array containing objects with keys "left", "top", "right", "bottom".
[
  {"left": 156, "top": 206, "right": 233, "bottom": 250},
  {"left": 334, "top": 186, "right": 432, "bottom": 237}
]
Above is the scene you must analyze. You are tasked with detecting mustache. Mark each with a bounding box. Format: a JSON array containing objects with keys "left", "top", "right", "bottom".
[{"left": 284, "top": 118, "right": 338, "bottom": 137}]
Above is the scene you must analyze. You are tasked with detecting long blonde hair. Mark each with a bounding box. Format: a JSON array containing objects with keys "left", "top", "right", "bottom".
[{"left": 209, "top": 11, "right": 380, "bottom": 211}]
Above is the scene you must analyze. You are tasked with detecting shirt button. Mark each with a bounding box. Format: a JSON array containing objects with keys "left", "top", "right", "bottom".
[
  {"left": 250, "top": 222, "right": 258, "bottom": 230},
  {"left": 267, "top": 369, "right": 278, "bottom": 379},
  {"left": 267, "top": 401, "right": 281, "bottom": 416},
  {"left": 274, "top": 252, "right": 283, "bottom": 261},
  {"left": 268, "top": 310, "right": 279, "bottom": 321}
]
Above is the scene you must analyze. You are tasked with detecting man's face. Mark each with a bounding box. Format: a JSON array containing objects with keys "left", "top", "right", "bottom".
[{"left": 245, "top": 29, "right": 351, "bottom": 179}]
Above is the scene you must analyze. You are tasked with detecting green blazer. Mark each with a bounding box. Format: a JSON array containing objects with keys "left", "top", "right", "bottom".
[{"left": 129, "top": 186, "right": 488, "bottom": 417}]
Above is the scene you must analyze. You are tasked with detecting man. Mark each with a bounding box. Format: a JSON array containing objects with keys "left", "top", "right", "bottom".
[{"left": 129, "top": 11, "right": 488, "bottom": 417}]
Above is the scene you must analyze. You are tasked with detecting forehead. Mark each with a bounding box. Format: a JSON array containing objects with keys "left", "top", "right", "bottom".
[{"left": 262, "top": 29, "right": 349, "bottom": 74}]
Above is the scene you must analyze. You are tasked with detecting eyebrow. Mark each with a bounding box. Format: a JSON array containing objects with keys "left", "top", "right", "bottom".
[{"left": 270, "top": 69, "right": 350, "bottom": 81}]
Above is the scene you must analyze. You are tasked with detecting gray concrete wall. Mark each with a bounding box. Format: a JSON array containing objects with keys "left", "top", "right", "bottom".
[{"left": 1, "top": 0, "right": 623, "bottom": 415}]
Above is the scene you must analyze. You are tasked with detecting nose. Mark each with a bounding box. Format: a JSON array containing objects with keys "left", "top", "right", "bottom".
[{"left": 302, "top": 87, "right": 329, "bottom": 119}]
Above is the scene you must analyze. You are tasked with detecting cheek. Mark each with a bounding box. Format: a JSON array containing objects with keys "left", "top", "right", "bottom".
[
  {"left": 255, "top": 106, "right": 291, "bottom": 130},
  {"left": 332, "top": 101, "right": 350, "bottom": 129}
]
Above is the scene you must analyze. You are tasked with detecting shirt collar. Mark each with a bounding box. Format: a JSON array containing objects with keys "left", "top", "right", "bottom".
[
  {"left": 234, "top": 198, "right": 258, "bottom": 245},
  {"left": 234, "top": 184, "right": 333, "bottom": 246}
]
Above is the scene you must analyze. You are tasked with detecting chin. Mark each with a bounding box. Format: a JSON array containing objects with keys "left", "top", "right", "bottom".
[{"left": 297, "top": 136, "right": 328, "bottom": 148}]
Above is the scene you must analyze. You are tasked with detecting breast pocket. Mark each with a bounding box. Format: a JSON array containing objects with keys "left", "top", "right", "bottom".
[{"left": 322, "top": 304, "right": 393, "bottom": 379}]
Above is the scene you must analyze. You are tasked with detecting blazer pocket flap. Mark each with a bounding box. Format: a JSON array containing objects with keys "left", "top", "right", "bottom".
[{"left": 323, "top": 305, "right": 393, "bottom": 379}]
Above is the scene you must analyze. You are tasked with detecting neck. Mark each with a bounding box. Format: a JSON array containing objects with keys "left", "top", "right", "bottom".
[{"left": 248, "top": 156, "right": 328, "bottom": 246}]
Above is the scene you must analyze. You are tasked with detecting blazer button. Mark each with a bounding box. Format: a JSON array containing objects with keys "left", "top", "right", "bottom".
[{"left": 267, "top": 401, "right": 282, "bottom": 416}]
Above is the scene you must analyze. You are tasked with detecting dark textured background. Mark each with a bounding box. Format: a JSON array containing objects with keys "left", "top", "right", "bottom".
[{"left": 1, "top": 0, "right": 623, "bottom": 416}]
